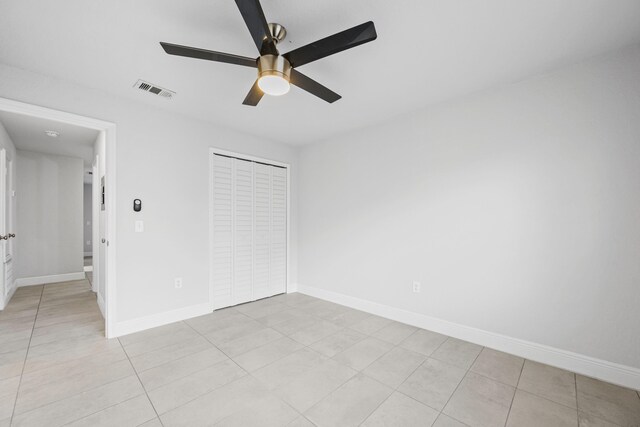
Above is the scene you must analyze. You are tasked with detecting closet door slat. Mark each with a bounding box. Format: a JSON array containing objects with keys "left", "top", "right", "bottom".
[
  {"left": 211, "top": 155, "right": 233, "bottom": 308},
  {"left": 233, "top": 159, "right": 254, "bottom": 304}
]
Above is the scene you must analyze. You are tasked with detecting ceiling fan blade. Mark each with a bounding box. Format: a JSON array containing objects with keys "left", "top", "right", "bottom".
[
  {"left": 160, "top": 42, "right": 257, "bottom": 68},
  {"left": 242, "top": 80, "right": 264, "bottom": 106},
  {"left": 290, "top": 69, "right": 341, "bottom": 103},
  {"left": 283, "top": 21, "right": 377, "bottom": 68},
  {"left": 234, "top": 0, "right": 278, "bottom": 55}
]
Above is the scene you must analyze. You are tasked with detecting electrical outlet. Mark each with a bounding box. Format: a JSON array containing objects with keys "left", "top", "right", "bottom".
[
  {"left": 412, "top": 281, "right": 421, "bottom": 293},
  {"left": 174, "top": 278, "right": 183, "bottom": 289}
]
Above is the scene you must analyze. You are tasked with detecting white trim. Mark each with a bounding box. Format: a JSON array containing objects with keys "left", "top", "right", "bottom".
[
  {"left": 83, "top": 265, "right": 93, "bottom": 272},
  {"left": 208, "top": 147, "right": 290, "bottom": 169},
  {"left": 0, "top": 282, "right": 16, "bottom": 310},
  {"left": 91, "top": 157, "right": 99, "bottom": 294},
  {"left": 0, "top": 97, "right": 117, "bottom": 338},
  {"left": 208, "top": 151, "right": 215, "bottom": 311},
  {"left": 287, "top": 283, "right": 298, "bottom": 293},
  {"left": 112, "top": 302, "right": 211, "bottom": 338},
  {"left": 16, "top": 272, "right": 86, "bottom": 287},
  {"left": 297, "top": 284, "right": 640, "bottom": 390},
  {"left": 97, "top": 293, "right": 105, "bottom": 318},
  {"left": 208, "top": 147, "right": 291, "bottom": 311}
]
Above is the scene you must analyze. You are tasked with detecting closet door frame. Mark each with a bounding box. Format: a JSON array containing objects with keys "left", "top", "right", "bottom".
[{"left": 208, "top": 147, "right": 290, "bottom": 311}]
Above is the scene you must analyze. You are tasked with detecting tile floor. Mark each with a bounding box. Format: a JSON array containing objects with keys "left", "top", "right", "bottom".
[{"left": 0, "top": 280, "right": 639, "bottom": 427}]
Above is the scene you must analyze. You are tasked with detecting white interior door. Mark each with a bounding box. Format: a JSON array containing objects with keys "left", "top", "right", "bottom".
[
  {"left": 0, "top": 149, "right": 12, "bottom": 309},
  {"left": 211, "top": 154, "right": 287, "bottom": 309}
]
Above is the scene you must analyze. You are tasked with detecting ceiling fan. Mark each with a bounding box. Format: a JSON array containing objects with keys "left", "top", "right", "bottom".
[{"left": 160, "top": 0, "right": 377, "bottom": 106}]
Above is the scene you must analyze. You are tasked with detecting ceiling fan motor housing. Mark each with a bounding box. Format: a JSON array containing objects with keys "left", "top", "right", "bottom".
[{"left": 258, "top": 54, "right": 292, "bottom": 82}]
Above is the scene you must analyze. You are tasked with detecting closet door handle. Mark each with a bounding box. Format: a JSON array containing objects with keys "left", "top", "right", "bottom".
[
  {"left": 8, "top": 233, "right": 15, "bottom": 238},
  {"left": 0, "top": 235, "right": 7, "bottom": 240}
]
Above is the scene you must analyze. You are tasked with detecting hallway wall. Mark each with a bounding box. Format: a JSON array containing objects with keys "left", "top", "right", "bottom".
[
  {"left": 16, "top": 150, "right": 84, "bottom": 280},
  {"left": 83, "top": 183, "right": 92, "bottom": 256}
]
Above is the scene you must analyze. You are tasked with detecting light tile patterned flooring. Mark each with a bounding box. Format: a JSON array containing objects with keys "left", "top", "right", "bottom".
[{"left": 0, "top": 279, "right": 639, "bottom": 427}]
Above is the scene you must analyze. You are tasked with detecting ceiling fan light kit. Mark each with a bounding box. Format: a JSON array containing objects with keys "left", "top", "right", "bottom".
[
  {"left": 257, "top": 54, "right": 291, "bottom": 96},
  {"left": 160, "top": 0, "right": 377, "bottom": 106}
]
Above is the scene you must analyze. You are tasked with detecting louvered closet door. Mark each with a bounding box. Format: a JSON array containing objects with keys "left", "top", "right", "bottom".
[
  {"left": 269, "top": 166, "right": 287, "bottom": 295},
  {"left": 211, "top": 155, "right": 233, "bottom": 309},
  {"left": 232, "top": 159, "right": 254, "bottom": 304},
  {"left": 212, "top": 154, "right": 287, "bottom": 309},
  {"left": 252, "top": 163, "right": 271, "bottom": 300}
]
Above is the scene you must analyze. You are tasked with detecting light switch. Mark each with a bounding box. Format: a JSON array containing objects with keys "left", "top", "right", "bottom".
[{"left": 135, "top": 220, "right": 144, "bottom": 233}]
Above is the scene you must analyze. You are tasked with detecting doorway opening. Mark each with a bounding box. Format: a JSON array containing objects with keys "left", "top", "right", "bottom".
[{"left": 0, "top": 97, "right": 117, "bottom": 338}]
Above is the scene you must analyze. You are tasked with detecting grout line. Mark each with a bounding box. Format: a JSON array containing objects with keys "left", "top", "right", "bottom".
[
  {"left": 574, "top": 373, "right": 579, "bottom": 423},
  {"left": 117, "top": 339, "right": 165, "bottom": 427},
  {"left": 433, "top": 344, "right": 485, "bottom": 426},
  {"left": 9, "top": 283, "right": 45, "bottom": 425},
  {"left": 503, "top": 357, "right": 526, "bottom": 427},
  {"left": 182, "top": 320, "right": 251, "bottom": 377},
  {"left": 131, "top": 339, "right": 223, "bottom": 375},
  {"left": 57, "top": 394, "right": 154, "bottom": 427}
]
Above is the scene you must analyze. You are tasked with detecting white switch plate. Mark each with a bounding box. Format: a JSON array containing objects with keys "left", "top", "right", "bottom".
[
  {"left": 174, "top": 278, "right": 183, "bottom": 289},
  {"left": 412, "top": 281, "right": 421, "bottom": 293},
  {"left": 135, "top": 220, "right": 144, "bottom": 232}
]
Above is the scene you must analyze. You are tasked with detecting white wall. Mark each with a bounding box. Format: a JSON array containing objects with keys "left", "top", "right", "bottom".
[
  {"left": 16, "top": 151, "right": 84, "bottom": 279},
  {"left": 83, "top": 183, "right": 92, "bottom": 255},
  {"left": 298, "top": 46, "right": 640, "bottom": 371},
  {"left": 0, "top": 62, "right": 298, "bottom": 327}
]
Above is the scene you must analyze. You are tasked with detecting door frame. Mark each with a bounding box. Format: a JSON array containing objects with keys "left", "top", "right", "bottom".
[
  {"left": 0, "top": 97, "right": 118, "bottom": 338},
  {"left": 208, "top": 147, "right": 291, "bottom": 311},
  {"left": 91, "top": 157, "right": 99, "bottom": 294},
  {"left": 0, "top": 149, "right": 8, "bottom": 309}
]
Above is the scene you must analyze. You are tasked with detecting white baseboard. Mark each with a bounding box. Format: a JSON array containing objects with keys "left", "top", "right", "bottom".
[
  {"left": 96, "top": 293, "right": 105, "bottom": 319},
  {"left": 16, "top": 272, "right": 86, "bottom": 287},
  {"left": 297, "top": 284, "right": 640, "bottom": 390},
  {"left": 83, "top": 266, "right": 93, "bottom": 272},
  {"left": 112, "top": 302, "right": 212, "bottom": 338},
  {"left": 287, "top": 283, "right": 298, "bottom": 293}
]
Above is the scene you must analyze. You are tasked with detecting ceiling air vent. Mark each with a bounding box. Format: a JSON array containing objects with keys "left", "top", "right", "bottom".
[{"left": 133, "top": 79, "right": 175, "bottom": 99}]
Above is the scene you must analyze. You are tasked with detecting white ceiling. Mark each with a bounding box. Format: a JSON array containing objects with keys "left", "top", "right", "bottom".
[
  {"left": 1, "top": 1, "right": 639, "bottom": 145},
  {"left": 0, "top": 111, "right": 98, "bottom": 176}
]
